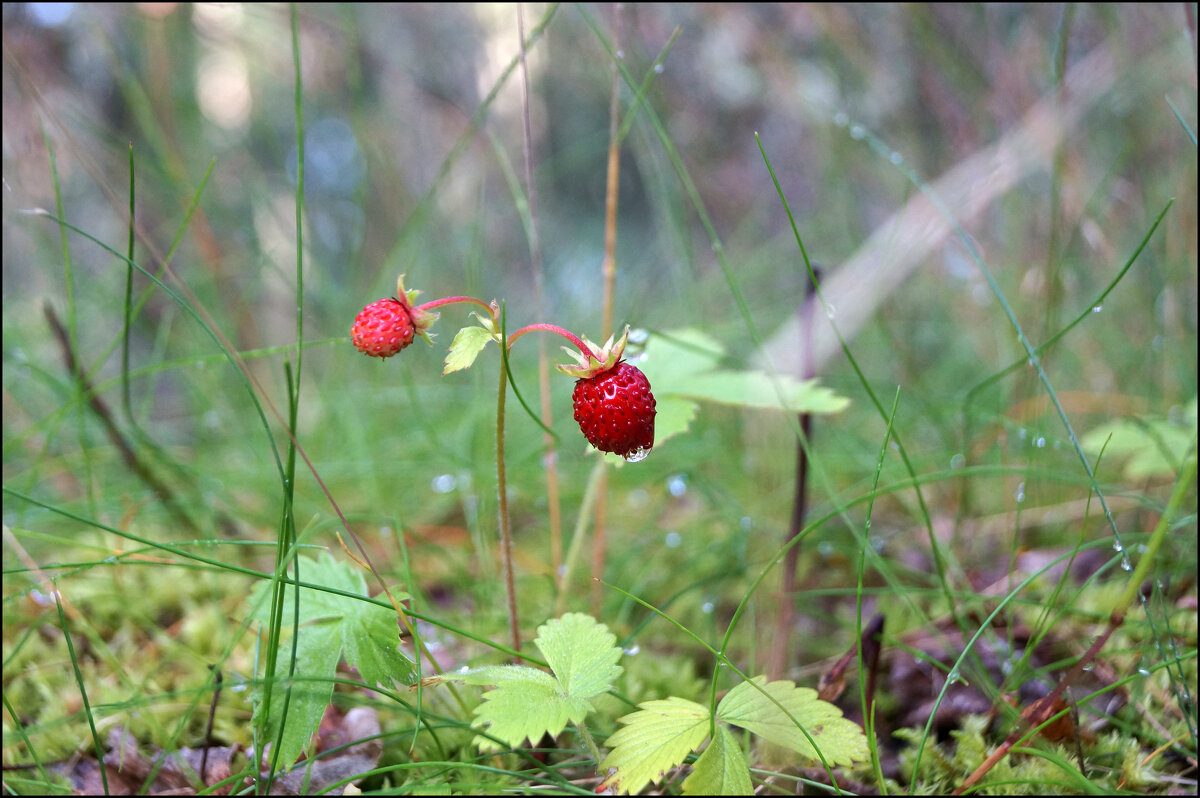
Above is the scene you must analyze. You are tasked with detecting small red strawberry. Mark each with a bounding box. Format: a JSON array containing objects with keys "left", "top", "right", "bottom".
[
  {"left": 572, "top": 360, "right": 656, "bottom": 460},
  {"left": 557, "top": 326, "right": 655, "bottom": 460},
  {"left": 352, "top": 297, "right": 415, "bottom": 358},
  {"left": 351, "top": 274, "right": 439, "bottom": 359}
]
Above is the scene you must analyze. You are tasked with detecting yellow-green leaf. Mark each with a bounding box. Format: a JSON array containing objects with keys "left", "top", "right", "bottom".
[
  {"left": 682, "top": 725, "right": 753, "bottom": 796},
  {"left": 600, "top": 697, "right": 711, "bottom": 795},
  {"left": 443, "top": 324, "right": 494, "bottom": 374},
  {"left": 717, "top": 677, "right": 868, "bottom": 766}
]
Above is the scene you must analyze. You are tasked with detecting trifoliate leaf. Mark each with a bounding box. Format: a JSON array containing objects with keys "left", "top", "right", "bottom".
[
  {"left": 717, "top": 677, "right": 868, "bottom": 766},
  {"left": 434, "top": 615, "right": 624, "bottom": 752},
  {"left": 464, "top": 665, "right": 578, "bottom": 751},
  {"left": 443, "top": 322, "right": 495, "bottom": 374},
  {"left": 599, "top": 697, "right": 711, "bottom": 795},
  {"left": 682, "top": 725, "right": 753, "bottom": 796},
  {"left": 534, "top": 612, "right": 623, "bottom": 698}
]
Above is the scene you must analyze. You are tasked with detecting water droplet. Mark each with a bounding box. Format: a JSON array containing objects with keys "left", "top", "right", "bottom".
[
  {"left": 459, "top": 665, "right": 471, "bottom": 674},
  {"left": 653, "top": 63, "right": 664, "bottom": 74},
  {"left": 1120, "top": 560, "right": 1132, "bottom": 571},
  {"left": 825, "top": 304, "right": 836, "bottom": 319},
  {"left": 664, "top": 532, "right": 681, "bottom": 548},
  {"left": 1092, "top": 304, "right": 1103, "bottom": 313},
  {"left": 1015, "top": 482, "right": 1025, "bottom": 502},
  {"left": 701, "top": 601, "right": 715, "bottom": 614},
  {"left": 833, "top": 112, "right": 849, "bottom": 127},
  {"left": 890, "top": 151, "right": 904, "bottom": 165},
  {"left": 818, "top": 541, "right": 834, "bottom": 557},
  {"left": 864, "top": 519, "right": 872, "bottom": 530},
  {"left": 432, "top": 473, "right": 457, "bottom": 493},
  {"left": 624, "top": 645, "right": 641, "bottom": 656},
  {"left": 628, "top": 327, "right": 649, "bottom": 344},
  {"left": 623, "top": 447, "right": 651, "bottom": 463},
  {"left": 1137, "top": 667, "right": 1151, "bottom": 677},
  {"left": 850, "top": 124, "right": 865, "bottom": 140},
  {"left": 950, "top": 453, "right": 966, "bottom": 470},
  {"left": 667, "top": 474, "right": 688, "bottom": 496},
  {"left": 615, "top": 49, "right": 625, "bottom": 59},
  {"left": 1034, "top": 436, "right": 1046, "bottom": 448},
  {"left": 1112, "top": 542, "right": 1124, "bottom": 553}
]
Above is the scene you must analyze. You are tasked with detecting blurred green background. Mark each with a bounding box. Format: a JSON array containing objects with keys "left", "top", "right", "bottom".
[{"left": 2, "top": 3, "right": 1196, "bottom": 785}]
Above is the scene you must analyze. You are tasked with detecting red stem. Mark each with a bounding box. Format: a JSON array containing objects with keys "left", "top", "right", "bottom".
[
  {"left": 416, "top": 296, "right": 495, "bottom": 315},
  {"left": 507, "top": 323, "right": 591, "bottom": 356}
]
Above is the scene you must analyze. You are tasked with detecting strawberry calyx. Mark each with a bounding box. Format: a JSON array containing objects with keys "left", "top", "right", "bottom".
[
  {"left": 554, "top": 325, "right": 630, "bottom": 380},
  {"left": 395, "top": 273, "right": 440, "bottom": 344}
]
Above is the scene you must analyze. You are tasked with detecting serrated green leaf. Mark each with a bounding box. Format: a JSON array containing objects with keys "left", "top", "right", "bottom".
[
  {"left": 717, "top": 677, "right": 868, "bottom": 766},
  {"left": 249, "top": 553, "right": 415, "bottom": 768},
  {"left": 254, "top": 620, "right": 341, "bottom": 770},
  {"left": 534, "top": 613, "right": 622, "bottom": 698},
  {"left": 682, "top": 725, "right": 753, "bottom": 796},
  {"left": 443, "top": 323, "right": 494, "bottom": 374},
  {"left": 439, "top": 615, "right": 623, "bottom": 752},
  {"left": 600, "top": 697, "right": 711, "bottom": 795},
  {"left": 465, "top": 666, "right": 585, "bottom": 751}
]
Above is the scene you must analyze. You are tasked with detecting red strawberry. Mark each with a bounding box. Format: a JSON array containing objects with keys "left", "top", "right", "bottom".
[
  {"left": 572, "top": 360, "right": 656, "bottom": 461},
  {"left": 352, "top": 297, "right": 415, "bottom": 358},
  {"left": 352, "top": 274, "right": 440, "bottom": 359}
]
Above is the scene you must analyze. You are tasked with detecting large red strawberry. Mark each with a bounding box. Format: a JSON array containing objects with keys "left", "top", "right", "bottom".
[
  {"left": 351, "top": 274, "right": 438, "bottom": 358},
  {"left": 572, "top": 360, "right": 656, "bottom": 460},
  {"left": 557, "top": 326, "right": 655, "bottom": 460}
]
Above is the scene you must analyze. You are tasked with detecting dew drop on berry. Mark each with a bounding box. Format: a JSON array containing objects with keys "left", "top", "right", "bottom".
[{"left": 623, "top": 446, "right": 651, "bottom": 463}]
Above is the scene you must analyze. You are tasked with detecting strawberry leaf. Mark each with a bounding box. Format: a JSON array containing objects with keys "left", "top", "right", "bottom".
[
  {"left": 599, "top": 697, "right": 711, "bottom": 795},
  {"left": 443, "top": 323, "right": 495, "bottom": 375},
  {"left": 434, "top": 613, "right": 623, "bottom": 752},
  {"left": 717, "top": 677, "right": 869, "bottom": 766},
  {"left": 635, "top": 329, "right": 849, "bottom": 449},
  {"left": 249, "top": 553, "right": 415, "bottom": 769},
  {"left": 534, "top": 612, "right": 622, "bottom": 698},
  {"left": 681, "top": 725, "right": 753, "bottom": 796}
]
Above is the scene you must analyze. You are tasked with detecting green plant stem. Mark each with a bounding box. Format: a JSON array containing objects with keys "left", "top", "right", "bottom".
[
  {"left": 575, "top": 718, "right": 603, "bottom": 770},
  {"left": 496, "top": 349, "right": 521, "bottom": 657}
]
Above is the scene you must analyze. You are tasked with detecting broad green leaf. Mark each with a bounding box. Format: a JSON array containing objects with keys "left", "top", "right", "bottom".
[
  {"left": 669, "top": 372, "right": 849, "bottom": 413},
  {"left": 633, "top": 328, "right": 848, "bottom": 450},
  {"left": 1080, "top": 398, "right": 1197, "bottom": 480},
  {"left": 249, "top": 554, "right": 415, "bottom": 768},
  {"left": 534, "top": 612, "right": 622, "bottom": 698},
  {"left": 466, "top": 667, "right": 578, "bottom": 751},
  {"left": 256, "top": 619, "right": 341, "bottom": 771},
  {"left": 717, "top": 677, "right": 868, "bottom": 766},
  {"left": 443, "top": 324, "right": 494, "bottom": 374},
  {"left": 600, "top": 697, "right": 711, "bottom": 795},
  {"left": 438, "top": 615, "right": 624, "bottom": 752},
  {"left": 682, "top": 725, "right": 753, "bottom": 796}
]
